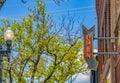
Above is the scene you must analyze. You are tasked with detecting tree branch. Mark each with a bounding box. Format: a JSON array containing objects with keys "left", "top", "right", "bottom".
[
  {"left": 31, "top": 54, "right": 41, "bottom": 83},
  {"left": 43, "top": 64, "right": 56, "bottom": 83},
  {"left": 57, "top": 44, "right": 73, "bottom": 65}
]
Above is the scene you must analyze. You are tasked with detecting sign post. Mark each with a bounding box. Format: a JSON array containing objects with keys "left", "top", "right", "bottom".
[{"left": 82, "top": 25, "right": 98, "bottom": 70}]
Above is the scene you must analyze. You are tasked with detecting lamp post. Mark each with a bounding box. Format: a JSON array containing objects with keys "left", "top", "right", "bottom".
[{"left": 0, "top": 27, "right": 14, "bottom": 83}]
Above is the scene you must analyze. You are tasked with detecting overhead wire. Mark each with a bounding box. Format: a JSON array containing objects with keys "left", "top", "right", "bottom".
[
  {"left": 46, "top": 5, "right": 95, "bottom": 16},
  {"left": 50, "top": 10, "right": 95, "bottom": 16},
  {"left": 0, "top": 6, "right": 96, "bottom": 20},
  {"left": 48, "top": 6, "right": 95, "bottom": 13},
  {"left": 0, "top": 1, "right": 96, "bottom": 20}
]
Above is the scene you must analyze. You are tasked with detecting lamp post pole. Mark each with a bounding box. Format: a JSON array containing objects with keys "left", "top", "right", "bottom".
[
  {"left": 0, "top": 27, "right": 14, "bottom": 83},
  {"left": 6, "top": 40, "right": 12, "bottom": 83}
]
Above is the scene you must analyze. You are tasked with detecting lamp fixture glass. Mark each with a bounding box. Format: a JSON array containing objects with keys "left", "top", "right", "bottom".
[{"left": 4, "top": 27, "right": 14, "bottom": 41}]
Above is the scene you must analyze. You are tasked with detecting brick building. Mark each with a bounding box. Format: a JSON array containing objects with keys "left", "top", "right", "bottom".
[{"left": 96, "top": 0, "right": 120, "bottom": 83}]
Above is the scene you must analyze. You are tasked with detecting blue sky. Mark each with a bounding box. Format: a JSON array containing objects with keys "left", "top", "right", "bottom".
[
  {"left": 0, "top": 0, "right": 97, "bottom": 83},
  {"left": 0, "top": 0, "right": 97, "bottom": 27}
]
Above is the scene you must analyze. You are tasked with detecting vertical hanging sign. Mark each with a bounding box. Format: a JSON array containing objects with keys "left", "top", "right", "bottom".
[
  {"left": 82, "top": 25, "right": 98, "bottom": 70},
  {"left": 85, "top": 34, "right": 93, "bottom": 59}
]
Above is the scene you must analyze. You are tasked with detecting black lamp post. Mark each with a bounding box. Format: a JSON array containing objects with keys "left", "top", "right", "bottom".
[{"left": 0, "top": 27, "right": 14, "bottom": 83}]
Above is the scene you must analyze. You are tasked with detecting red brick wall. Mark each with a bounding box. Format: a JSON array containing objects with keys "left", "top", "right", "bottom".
[
  {"left": 116, "top": 58, "right": 120, "bottom": 83},
  {"left": 96, "top": 0, "right": 120, "bottom": 82},
  {"left": 115, "top": 17, "right": 120, "bottom": 83},
  {"left": 96, "top": 0, "right": 112, "bottom": 82}
]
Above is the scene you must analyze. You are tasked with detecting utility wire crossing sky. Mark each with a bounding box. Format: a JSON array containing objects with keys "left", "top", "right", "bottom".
[{"left": 0, "top": 0, "right": 97, "bottom": 83}]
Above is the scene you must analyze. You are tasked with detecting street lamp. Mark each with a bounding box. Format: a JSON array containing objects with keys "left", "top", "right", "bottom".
[{"left": 0, "top": 27, "right": 14, "bottom": 83}]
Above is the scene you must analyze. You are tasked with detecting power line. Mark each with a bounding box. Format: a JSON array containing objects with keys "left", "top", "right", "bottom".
[
  {"left": 0, "top": 9, "right": 96, "bottom": 20},
  {"left": 50, "top": 10, "right": 95, "bottom": 15},
  {"left": 48, "top": 6, "right": 95, "bottom": 13}
]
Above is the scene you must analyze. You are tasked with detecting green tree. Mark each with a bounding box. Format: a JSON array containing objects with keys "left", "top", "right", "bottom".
[{"left": 0, "top": 0, "right": 86, "bottom": 83}]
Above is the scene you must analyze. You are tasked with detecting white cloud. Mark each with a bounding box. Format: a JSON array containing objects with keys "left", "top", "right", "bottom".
[
  {"left": 73, "top": 72, "right": 90, "bottom": 83},
  {"left": 94, "top": 49, "right": 98, "bottom": 52}
]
